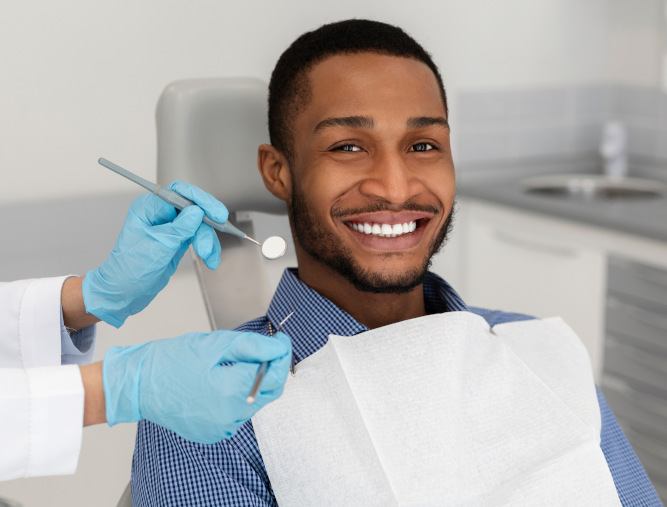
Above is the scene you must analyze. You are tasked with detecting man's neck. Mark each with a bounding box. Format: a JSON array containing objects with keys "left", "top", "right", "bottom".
[{"left": 296, "top": 257, "right": 426, "bottom": 330}]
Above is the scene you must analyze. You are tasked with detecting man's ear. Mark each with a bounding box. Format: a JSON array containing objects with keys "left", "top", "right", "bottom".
[{"left": 257, "top": 144, "right": 292, "bottom": 202}]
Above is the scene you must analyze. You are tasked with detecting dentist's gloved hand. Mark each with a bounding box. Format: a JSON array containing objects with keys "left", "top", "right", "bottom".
[
  {"left": 83, "top": 181, "right": 228, "bottom": 327},
  {"left": 103, "top": 329, "right": 292, "bottom": 443}
]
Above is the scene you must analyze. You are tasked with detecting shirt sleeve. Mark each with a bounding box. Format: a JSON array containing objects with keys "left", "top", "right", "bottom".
[
  {"left": 0, "top": 364, "right": 83, "bottom": 480},
  {"left": 60, "top": 307, "right": 96, "bottom": 365},
  {"left": 597, "top": 388, "right": 663, "bottom": 506}
]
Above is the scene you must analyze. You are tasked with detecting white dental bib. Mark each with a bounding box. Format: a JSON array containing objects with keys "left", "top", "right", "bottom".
[{"left": 252, "top": 311, "right": 620, "bottom": 506}]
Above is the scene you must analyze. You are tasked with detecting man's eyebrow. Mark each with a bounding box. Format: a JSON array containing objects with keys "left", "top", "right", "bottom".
[
  {"left": 313, "top": 116, "right": 374, "bottom": 132},
  {"left": 407, "top": 116, "right": 449, "bottom": 129}
]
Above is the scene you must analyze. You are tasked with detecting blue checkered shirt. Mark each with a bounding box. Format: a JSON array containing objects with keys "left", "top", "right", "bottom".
[{"left": 132, "top": 269, "right": 662, "bottom": 506}]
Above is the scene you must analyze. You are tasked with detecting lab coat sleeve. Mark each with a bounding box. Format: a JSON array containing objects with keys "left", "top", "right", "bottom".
[
  {"left": 0, "top": 276, "right": 96, "bottom": 368},
  {"left": 0, "top": 277, "right": 93, "bottom": 479},
  {"left": 0, "top": 364, "right": 83, "bottom": 480}
]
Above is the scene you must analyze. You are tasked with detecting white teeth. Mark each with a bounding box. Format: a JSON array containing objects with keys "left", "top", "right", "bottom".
[{"left": 348, "top": 221, "right": 418, "bottom": 238}]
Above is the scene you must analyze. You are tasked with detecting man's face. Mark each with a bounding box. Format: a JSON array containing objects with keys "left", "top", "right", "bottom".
[{"left": 288, "top": 52, "right": 455, "bottom": 293}]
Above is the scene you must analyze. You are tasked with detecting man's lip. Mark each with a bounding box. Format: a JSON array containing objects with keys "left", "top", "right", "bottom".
[{"left": 339, "top": 210, "right": 435, "bottom": 224}]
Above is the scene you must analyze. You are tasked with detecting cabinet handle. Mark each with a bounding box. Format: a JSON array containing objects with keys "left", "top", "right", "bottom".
[{"left": 493, "top": 231, "right": 577, "bottom": 258}]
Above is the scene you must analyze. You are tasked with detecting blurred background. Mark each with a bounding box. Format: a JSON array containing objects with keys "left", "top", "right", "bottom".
[{"left": 1, "top": 0, "right": 666, "bottom": 504}]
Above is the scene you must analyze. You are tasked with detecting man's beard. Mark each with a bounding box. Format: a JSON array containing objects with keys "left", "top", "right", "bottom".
[{"left": 289, "top": 185, "right": 454, "bottom": 294}]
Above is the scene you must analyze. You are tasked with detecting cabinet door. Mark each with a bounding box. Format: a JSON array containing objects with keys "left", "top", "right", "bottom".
[{"left": 464, "top": 214, "right": 606, "bottom": 378}]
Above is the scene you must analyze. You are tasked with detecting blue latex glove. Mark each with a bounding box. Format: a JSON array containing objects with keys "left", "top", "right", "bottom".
[
  {"left": 103, "top": 330, "right": 292, "bottom": 443},
  {"left": 83, "top": 181, "right": 228, "bottom": 327}
]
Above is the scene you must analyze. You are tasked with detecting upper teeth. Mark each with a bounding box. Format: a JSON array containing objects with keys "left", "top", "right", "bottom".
[{"left": 348, "top": 221, "right": 417, "bottom": 237}]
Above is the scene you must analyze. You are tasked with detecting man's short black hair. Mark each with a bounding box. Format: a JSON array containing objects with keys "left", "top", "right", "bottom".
[{"left": 268, "top": 19, "right": 448, "bottom": 163}]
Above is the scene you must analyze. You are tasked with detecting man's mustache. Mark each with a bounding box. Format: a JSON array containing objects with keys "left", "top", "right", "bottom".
[{"left": 331, "top": 201, "right": 441, "bottom": 218}]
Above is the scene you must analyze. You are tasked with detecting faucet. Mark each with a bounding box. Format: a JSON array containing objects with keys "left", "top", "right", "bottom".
[{"left": 599, "top": 120, "right": 628, "bottom": 180}]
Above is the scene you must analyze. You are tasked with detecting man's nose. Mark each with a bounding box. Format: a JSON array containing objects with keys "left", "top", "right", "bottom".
[{"left": 358, "top": 150, "right": 419, "bottom": 204}]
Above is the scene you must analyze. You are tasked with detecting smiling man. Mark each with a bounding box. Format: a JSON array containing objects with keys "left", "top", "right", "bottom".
[
  {"left": 259, "top": 47, "right": 455, "bottom": 330},
  {"left": 132, "top": 19, "right": 660, "bottom": 506}
]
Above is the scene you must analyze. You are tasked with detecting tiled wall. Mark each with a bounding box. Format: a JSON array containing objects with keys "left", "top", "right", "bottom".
[
  {"left": 614, "top": 86, "right": 667, "bottom": 163},
  {"left": 454, "top": 85, "right": 667, "bottom": 174}
]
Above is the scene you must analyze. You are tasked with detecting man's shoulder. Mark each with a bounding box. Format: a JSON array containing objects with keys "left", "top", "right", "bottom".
[{"left": 467, "top": 306, "right": 535, "bottom": 327}]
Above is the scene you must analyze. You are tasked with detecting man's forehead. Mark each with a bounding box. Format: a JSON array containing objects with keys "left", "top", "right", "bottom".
[
  {"left": 302, "top": 52, "right": 446, "bottom": 123},
  {"left": 308, "top": 51, "right": 436, "bottom": 79}
]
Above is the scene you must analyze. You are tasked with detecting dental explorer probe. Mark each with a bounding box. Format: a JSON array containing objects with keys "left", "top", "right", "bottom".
[
  {"left": 246, "top": 311, "right": 295, "bottom": 404},
  {"left": 98, "top": 158, "right": 287, "bottom": 259}
]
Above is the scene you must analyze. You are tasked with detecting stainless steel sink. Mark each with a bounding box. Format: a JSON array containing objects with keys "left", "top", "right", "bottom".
[{"left": 521, "top": 174, "right": 666, "bottom": 200}]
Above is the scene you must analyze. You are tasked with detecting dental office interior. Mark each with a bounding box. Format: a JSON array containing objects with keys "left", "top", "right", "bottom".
[{"left": 1, "top": 0, "right": 667, "bottom": 505}]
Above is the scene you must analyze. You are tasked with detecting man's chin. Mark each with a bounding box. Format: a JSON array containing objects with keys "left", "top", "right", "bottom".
[{"left": 343, "top": 265, "right": 428, "bottom": 294}]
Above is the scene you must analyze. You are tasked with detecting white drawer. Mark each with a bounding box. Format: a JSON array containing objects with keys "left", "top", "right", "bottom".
[
  {"left": 606, "top": 296, "right": 667, "bottom": 355},
  {"left": 602, "top": 377, "right": 667, "bottom": 441},
  {"left": 608, "top": 256, "right": 667, "bottom": 312},
  {"left": 604, "top": 336, "right": 667, "bottom": 398}
]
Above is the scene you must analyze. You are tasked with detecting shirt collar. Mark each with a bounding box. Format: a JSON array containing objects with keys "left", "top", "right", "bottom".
[{"left": 266, "top": 268, "right": 468, "bottom": 363}]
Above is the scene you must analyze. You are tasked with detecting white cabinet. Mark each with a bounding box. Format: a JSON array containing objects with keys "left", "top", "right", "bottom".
[
  {"left": 454, "top": 199, "right": 608, "bottom": 378},
  {"left": 447, "top": 197, "right": 667, "bottom": 381}
]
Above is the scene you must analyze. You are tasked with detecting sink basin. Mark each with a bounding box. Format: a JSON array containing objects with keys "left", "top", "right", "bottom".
[{"left": 521, "top": 175, "right": 666, "bottom": 200}]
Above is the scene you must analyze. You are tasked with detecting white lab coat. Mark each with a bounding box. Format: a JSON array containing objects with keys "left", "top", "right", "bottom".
[{"left": 0, "top": 276, "right": 94, "bottom": 480}]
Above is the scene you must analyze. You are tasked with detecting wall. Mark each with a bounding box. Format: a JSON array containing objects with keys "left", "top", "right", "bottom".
[
  {"left": 0, "top": 0, "right": 656, "bottom": 206},
  {"left": 606, "top": 0, "right": 664, "bottom": 87},
  {"left": 454, "top": 84, "right": 667, "bottom": 173}
]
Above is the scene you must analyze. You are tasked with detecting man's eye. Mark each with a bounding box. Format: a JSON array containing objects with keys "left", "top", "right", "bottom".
[
  {"left": 332, "top": 144, "right": 362, "bottom": 152},
  {"left": 411, "top": 142, "right": 436, "bottom": 152}
]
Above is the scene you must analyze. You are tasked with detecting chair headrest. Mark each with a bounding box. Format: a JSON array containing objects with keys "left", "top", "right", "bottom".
[{"left": 156, "top": 78, "right": 286, "bottom": 215}]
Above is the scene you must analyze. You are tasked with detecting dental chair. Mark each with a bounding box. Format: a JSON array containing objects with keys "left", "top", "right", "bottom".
[
  {"left": 158, "top": 77, "right": 295, "bottom": 330},
  {"left": 116, "top": 77, "right": 295, "bottom": 507}
]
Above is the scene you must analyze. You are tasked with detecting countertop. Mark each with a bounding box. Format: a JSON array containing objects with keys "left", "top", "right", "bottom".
[{"left": 459, "top": 174, "right": 667, "bottom": 244}]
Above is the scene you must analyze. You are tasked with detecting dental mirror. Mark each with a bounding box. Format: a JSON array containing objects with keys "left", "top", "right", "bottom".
[{"left": 261, "top": 235, "right": 287, "bottom": 260}]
